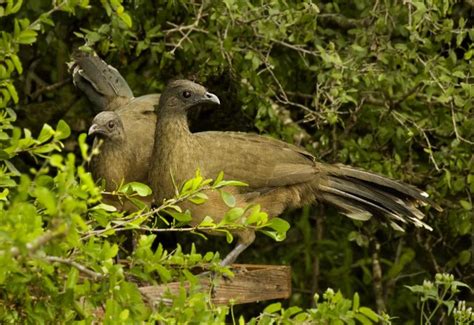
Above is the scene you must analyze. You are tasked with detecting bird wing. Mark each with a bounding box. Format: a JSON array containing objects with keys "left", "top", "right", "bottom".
[
  {"left": 118, "top": 94, "right": 160, "bottom": 114},
  {"left": 194, "top": 131, "right": 317, "bottom": 190}
]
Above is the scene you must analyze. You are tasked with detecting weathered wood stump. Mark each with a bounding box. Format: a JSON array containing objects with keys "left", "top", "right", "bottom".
[{"left": 139, "top": 264, "right": 291, "bottom": 305}]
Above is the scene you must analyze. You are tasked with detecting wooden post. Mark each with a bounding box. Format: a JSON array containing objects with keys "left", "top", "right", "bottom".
[{"left": 139, "top": 264, "right": 291, "bottom": 305}]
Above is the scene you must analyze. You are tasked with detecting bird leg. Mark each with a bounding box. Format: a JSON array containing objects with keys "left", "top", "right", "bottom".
[{"left": 220, "top": 230, "right": 255, "bottom": 266}]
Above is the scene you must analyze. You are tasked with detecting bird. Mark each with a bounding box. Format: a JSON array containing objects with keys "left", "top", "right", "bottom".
[
  {"left": 149, "top": 79, "right": 442, "bottom": 266},
  {"left": 88, "top": 101, "right": 157, "bottom": 210},
  {"left": 88, "top": 101, "right": 157, "bottom": 189},
  {"left": 70, "top": 52, "right": 159, "bottom": 210}
]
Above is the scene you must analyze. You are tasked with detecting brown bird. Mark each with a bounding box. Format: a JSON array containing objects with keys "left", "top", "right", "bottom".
[
  {"left": 88, "top": 98, "right": 157, "bottom": 210},
  {"left": 89, "top": 101, "right": 157, "bottom": 187},
  {"left": 149, "top": 80, "right": 442, "bottom": 266},
  {"left": 71, "top": 52, "right": 159, "bottom": 209}
]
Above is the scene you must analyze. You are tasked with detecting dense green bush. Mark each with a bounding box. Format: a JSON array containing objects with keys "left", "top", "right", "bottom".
[{"left": 0, "top": 0, "right": 472, "bottom": 323}]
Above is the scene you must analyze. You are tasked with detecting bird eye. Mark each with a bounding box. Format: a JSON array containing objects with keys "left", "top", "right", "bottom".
[
  {"left": 108, "top": 121, "right": 115, "bottom": 129},
  {"left": 182, "top": 90, "right": 192, "bottom": 99}
]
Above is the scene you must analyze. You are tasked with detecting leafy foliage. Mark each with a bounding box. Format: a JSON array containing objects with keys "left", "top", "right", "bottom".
[
  {"left": 406, "top": 273, "right": 473, "bottom": 324},
  {"left": 0, "top": 0, "right": 472, "bottom": 323}
]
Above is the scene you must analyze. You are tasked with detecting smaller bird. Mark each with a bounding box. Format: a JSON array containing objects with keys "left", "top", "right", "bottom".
[
  {"left": 70, "top": 51, "right": 159, "bottom": 210},
  {"left": 88, "top": 101, "right": 157, "bottom": 210}
]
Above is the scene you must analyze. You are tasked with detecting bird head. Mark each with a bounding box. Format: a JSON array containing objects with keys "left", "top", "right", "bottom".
[
  {"left": 88, "top": 111, "right": 125, "bottom": 141},
  {"left": 157, "top": 80, "right": 220, "bottom": 115}
]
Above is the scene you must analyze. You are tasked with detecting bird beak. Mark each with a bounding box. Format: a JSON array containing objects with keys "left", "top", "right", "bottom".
[
  {"left": 201, "top": 92, "right": 220, "bottom": 105},
  {"left": 88, "top": 124, "right": 106, "bottom": 137}
]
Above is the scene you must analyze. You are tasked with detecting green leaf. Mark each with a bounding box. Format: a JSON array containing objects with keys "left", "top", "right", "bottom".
[
  {"left": 119, "top": 309, "right": 129, "bottom": 320},
  {"left": 213, "top": 171, "right": 224, "bottom": 186},
  {"left": 282, "top": 306, "right": 302, "bottom": 318},
  {"left": 34, "top": 187, "right": 57, "bottom": 215},
  {"left": 48, "top": 154, "right": 63, "bottom": 168},
  {"left": 118, "top": 12, "right": 132, "bottom": 28},
  {"left": 129, "top": 197, "right": 148, "bottom": 210},
  {"left": 245, "top": 205, "right": 267, "bottom": 225},
  {"left": 32, "top": 143, "right": 61, "bottom": 154},
  {"left": 4, "top": 160, "right": 20, "bottom": 175},
  {"left": 354, "top": 314, "right": 373, "bottom": 325},
  {"left": 261, "top": 230, "right": 284, "bottom": 241},
  {"left": 451, "top": 280, "right": 472, "bottom": 290},
  {"left": 443, "top": 300, "right": 455, "bottom": 315},
  {"left": 220, "top": 190, "right": 236, "bottom": 207},
  {"left": 181, "top": 178, "right": 194, "bottom": 194},
  {"left": 263, "top": 302, "right": 281, "bottom": 314},
  {"left": 5, "top": 83, "right": 18, "bottom": 104},
  {"left": 348, "top": 231, "right": 370, "bottom": 247},
  {"left": 11, "top": 54, "right": 23, "bottom": 74},
  {"left": 458, "top": 250, "right": 471, "bottom": 266},
  {"left": 92, "top": 203, "right": 117, "bottom": 212},
  {"left": 38, "top": 124, "right": 54, "bottom": 143},
  {"left": 0, "top": 150, "right": 10, "bottom": 161},
  {"left": 404, "top": 284, "right": 425, "bottom": 294},
  {"left": 224, "top": 207, "right": 244, "bottom": 222},
  {"left": 78, "top": 133, "right": 89, "bottom": 160},
  {"left": 359, "top": 307, "right": 380, "bottom": 321},
  {"left": 155, "top": 264, "right": 171, "bottom": 282},
  {"left": 120, "top": 182, "right": 152, "bottom": 197},
  {"left": 459, "top": 200, "right": 472, "bottom": 210},
  {"left": 8, "top": 0, "right": 23, "bottom": 15},
  {"left": 17, "top": 29, "right": 37, "bottom": 44},
  {"left": 352, "top": 292, "right": 360, "bottom": 311},
  {"left": 267, "top": 217, "right": 290, "bottom": 233},
  {"left": 166, "top": 210, "right": 192, "bottom": 223},
  {"left": 55, "top": 120, "right": 71, "bottom": 140},
  {"left": 188, "top": 192, "right": 208, "bottom": 204},
  {"left": 225, "top": 231, "right": 233, "bottom": 243},
  {"left": 199, "top": 216, "right": 215, "bottom": 227},
  {"left": 65, "top": 268, "right": 79, "bottom": 289},
  {"left": 216, "top": 180, "right": 248, "bottom": 188},
  {"left": 0, "top": 189, "right": 9, "bottom": 201}
]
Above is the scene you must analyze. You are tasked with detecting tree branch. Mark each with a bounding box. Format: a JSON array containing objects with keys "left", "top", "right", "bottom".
[
  {"left": 31, "top": 78, "right": 71, "bottom": 99},
  {"left": 371, "top": 240, "right": 386, "bottom": 314},
  {"left": 167, "top": 4, "right": 205, "bottom": 55},
  {"left": 45, "top": 255, "right": 104, "bottom": 280},
  {"left": 10, "top": 227, "right": 67, "bottom": 257}
]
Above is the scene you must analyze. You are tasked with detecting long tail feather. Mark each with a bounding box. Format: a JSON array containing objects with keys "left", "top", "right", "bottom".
[
  {"left": 68, "top": 51, "right": 134, "bottom": 111},
  {"left": 317, "top": 164, "right": 438, "bottom": 231}
]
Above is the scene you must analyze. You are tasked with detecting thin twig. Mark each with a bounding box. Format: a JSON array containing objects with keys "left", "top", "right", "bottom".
[
  {"left": 417, "top": 231, "right": 441, "bottom": 273},
  {"left": 253, "top": 48, "right": 324, "bottom": 121},
  {"left": 450, "top": 102, "right": 474, "bottom": 145},
  {"left": 29, "top": 1, "right": 68, "bottom": 29},
  {"left": 164, "top": 22, "right": 208, "bottom": 35},
  {"left": 391, "top": 111, "right": 440, "bottom": 171},
  {"left": 167, "top": 4, "right": 205, "bottom": 55},
  {"left": 9, "top": 228, "right": 67, "bottom": 257},
  {"left": 393, "top": 84, "right": 422, "bottom": 106},
  {"left": 31, "top": 78, "right": 71, "bottom": 99},
  {"left": 45, "top": 255, "right": 104, "bottom": 280},
  {"left": 82, "top": 183, "right": 245, "bottom": 240}
]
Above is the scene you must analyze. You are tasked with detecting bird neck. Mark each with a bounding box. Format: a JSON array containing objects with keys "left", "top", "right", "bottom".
[
  {"left": 155, "top": 110, "right": 191, "bottom": 142},
  {"left": 151, "top": 110, "right": 193, "bottom": 202}
]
